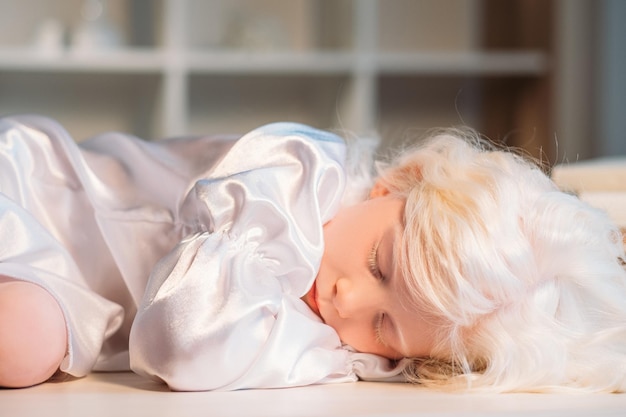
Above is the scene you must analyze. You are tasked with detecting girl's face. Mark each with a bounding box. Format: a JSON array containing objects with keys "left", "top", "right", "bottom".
[{"left": 302, "top": 191, "right": 438, "bottom": 360}]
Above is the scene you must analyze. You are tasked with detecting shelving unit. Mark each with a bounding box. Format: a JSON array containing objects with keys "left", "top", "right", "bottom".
[{"left": 0, "top": 0, "right": 554, "bottom": 158}]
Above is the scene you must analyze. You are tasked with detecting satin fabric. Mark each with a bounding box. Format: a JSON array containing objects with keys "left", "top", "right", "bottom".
[{"left": 0, "top": 115, "right": 405, "bottom": 391}]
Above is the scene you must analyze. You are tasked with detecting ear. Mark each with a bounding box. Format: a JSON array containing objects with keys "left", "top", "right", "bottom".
[{"left": 369, "top": 180, "right": 390, "bottom": 199}]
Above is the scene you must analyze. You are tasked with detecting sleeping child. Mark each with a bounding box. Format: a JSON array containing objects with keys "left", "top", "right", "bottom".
[{"left": 0, "top": 114, "right": 625, "bottom": 392}]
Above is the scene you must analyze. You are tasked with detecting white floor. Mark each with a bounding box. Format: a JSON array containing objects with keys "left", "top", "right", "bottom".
[{"left": 2, "top": 372, "right": 626, "bottom": 417}]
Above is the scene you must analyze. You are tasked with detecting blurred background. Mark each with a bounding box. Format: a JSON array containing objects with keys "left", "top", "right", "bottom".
[{"left": 0, "top": 0, "right": 623, "bottom": 164}]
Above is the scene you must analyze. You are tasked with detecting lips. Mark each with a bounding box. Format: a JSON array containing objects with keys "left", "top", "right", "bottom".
[{"left": 303, "top": 280, "right": 322, "bottom": 319}]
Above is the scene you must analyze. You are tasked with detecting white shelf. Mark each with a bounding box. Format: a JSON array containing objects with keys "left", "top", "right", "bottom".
[
  {"left": 186, "top": 51, "right": 356, "bottom": 74},
  {"left": 0, "top": 49, "right": 547, "bottom": 76},
  {"left": 375, "top": 51, "right": 548, "bottom": 75},
  {"left": 0, "top": 48, "right": 166, "bottom": 73},
  {"left": 0, "top": 0, "right": 553, "bottom": 145}
]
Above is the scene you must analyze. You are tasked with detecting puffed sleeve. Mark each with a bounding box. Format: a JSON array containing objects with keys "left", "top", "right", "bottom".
[{"left": 129, "top": 123, "right": 358, "bottom": 391}]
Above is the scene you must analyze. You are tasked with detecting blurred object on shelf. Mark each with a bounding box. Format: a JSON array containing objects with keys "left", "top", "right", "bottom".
[
  {"left": 220, "top": 10, "right": 288, "bottom": 50},
  {"left": 72, "top": 0, "right": 123, "bottom": 52},
  {"left": 32, "top": 18, "right": 65, "bottom": 56}
]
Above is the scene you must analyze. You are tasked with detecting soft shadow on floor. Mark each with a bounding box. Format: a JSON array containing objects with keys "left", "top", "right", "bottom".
[
  {"left": 88, "top": 372, "right": 172, "bottom": 392},
  {"left": 32, "top": 371, "right": 171, "bottom": 392}
]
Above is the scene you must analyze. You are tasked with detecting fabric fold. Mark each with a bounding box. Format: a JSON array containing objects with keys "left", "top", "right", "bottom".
[{"left": 0, "top": 115, "right": 405, "bottom": 390}]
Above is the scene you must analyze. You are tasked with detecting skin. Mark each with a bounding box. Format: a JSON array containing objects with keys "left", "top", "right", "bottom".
[
  {"left": 302, "top": 184, "right": 438, "bottom": 360},
  {"left": 0, "top": 280, "right": 67, "bottom": 388}
]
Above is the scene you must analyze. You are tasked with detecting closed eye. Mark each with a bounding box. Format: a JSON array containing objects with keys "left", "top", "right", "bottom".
[
  {"left": 368, "top": 243, "right": 385, "bottom": 281},
  {"left": 374, "top": 313, "right": 386, "bottom": 346}
]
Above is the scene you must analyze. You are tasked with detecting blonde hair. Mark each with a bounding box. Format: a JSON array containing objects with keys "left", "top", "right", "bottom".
[{"left": 375, "top": 127, "right": 626, "bottom": 392}]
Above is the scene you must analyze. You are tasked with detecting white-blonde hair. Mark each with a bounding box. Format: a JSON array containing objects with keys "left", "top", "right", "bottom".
[{"left": 375, "top": 127, "right": 626, "bottom": 392}]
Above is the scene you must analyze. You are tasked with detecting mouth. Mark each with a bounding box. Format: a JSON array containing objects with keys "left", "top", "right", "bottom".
[{"left": 303, "top": 280, "right": 322, "bottom": 319}]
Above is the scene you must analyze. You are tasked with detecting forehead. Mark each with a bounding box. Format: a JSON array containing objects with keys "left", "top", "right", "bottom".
[
  {"left": 390, "top": 237, "right": 442, "bottom": 358},
  {"left": 374, "top": 213, "right": 424, "bottom": 315},
  {"left": 390, "top": 215, "right": 442, "bottom": 320}
]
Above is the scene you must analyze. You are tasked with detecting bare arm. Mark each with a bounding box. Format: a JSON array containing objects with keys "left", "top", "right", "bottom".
[{"left": 0, "top": 280, "right": 67, "bottom": 388}]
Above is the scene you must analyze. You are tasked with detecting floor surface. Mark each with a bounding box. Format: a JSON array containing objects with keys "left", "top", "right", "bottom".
[{"left": 2, "top": 372, "right": 626, "bottom": 417}]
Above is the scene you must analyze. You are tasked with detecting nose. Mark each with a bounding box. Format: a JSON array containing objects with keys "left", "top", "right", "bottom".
[{"left": 333, "top": 276, "right": 377, "bottom": 319}]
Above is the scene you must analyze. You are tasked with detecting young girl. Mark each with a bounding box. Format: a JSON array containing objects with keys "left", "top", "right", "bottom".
[{"left": 1, "top": 115, "right": 625, "bottom": 392}]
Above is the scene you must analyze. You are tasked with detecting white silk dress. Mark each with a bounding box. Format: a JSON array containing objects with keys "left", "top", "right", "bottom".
[{"left": 0, "top": 115, "right": 405, "bottom": 391}]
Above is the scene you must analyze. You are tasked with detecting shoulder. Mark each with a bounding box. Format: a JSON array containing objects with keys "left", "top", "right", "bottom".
[
  {"left": 238, "top": 122, "right": 347, "bottom": 162},
  {"left": 209, "top": 122, "right": 347, "bottom": 180},
  {"left": 250, "top": 122, "right": 345, "bottom": 145}
]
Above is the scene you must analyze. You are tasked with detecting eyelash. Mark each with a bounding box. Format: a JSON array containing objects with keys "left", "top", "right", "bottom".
[
  {"left": 375, "top": 313, "right": 386, "bottom": 346},
  {"left": 369, "top": 243, "right": 387, "bottom": 346},
  {"left": 368, "top": 244, "right": 385, "bottom": 281}
]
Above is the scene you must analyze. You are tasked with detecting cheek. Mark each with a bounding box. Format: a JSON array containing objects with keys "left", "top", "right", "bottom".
[
  {"left": 325, "top": 214, "right": 368, "bottom": 254},
  {"left": 327, "top": 320, "right": 366, "bottom": 348},
  {"left": 322, "top": 221, "right": 350, "bottom": 268},
  {"left": 333, "top": 324, "right": 399, "bottom": 359}
]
